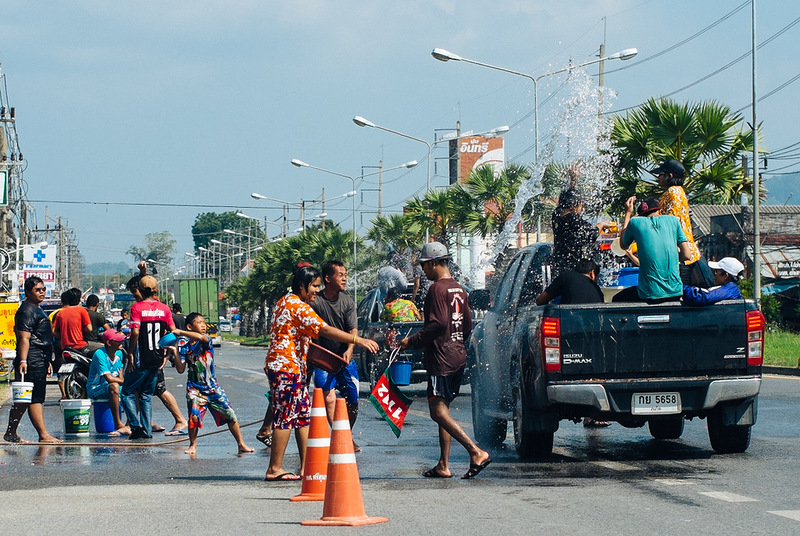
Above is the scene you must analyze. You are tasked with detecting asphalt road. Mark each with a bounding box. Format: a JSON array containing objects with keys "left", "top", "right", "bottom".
[{"left": 0, "top": 342, "right": 798, "bottom": 535}]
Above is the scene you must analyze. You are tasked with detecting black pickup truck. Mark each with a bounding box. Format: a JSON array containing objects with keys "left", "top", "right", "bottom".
[
  {"left": 468, "top": 244, "right": 764, "bottom": 457},
  {"left": 355, "top": 288, "right": 425, "bottom": 389}
]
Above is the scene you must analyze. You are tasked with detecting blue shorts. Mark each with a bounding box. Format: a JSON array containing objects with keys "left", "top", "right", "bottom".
[{"left": 313, "top": 360, "right": 359, "bottom": 405}]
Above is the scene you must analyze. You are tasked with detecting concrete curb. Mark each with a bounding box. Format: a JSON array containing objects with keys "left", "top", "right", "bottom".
[{"left": 763, "top": 365, "right": 800, "bottom": 377}]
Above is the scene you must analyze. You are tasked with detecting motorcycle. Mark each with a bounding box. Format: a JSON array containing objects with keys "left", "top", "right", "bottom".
[{"left": 58, "top": 348, "right": 91, "bottom": 399}]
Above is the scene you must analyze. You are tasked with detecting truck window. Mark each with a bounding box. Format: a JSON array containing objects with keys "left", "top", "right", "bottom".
[
  {"left": 492, "top": 254, "right": 524, "bottom": 312},
  {"left": 518, "top": 245, "right": 553, "bottom": 307}
]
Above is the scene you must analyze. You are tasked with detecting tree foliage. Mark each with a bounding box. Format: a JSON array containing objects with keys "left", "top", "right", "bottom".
[
  {"left": 610, "top": 97, "right": 756, "bottom": 213},
  {"left": 191, "top": 211, "right": 264, "bottom": 250},
  {"left": 127, "top": 231, "right": 176, "bottom": 269}
]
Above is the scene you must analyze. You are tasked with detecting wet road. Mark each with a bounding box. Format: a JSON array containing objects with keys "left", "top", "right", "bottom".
[{"left": 0, "top": 342, "right": 799, "bottom": 535}]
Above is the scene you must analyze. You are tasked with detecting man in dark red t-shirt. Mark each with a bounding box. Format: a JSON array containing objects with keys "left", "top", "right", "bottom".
[{"left": 401, "top": 242, "right": 490, "bottom": 480}]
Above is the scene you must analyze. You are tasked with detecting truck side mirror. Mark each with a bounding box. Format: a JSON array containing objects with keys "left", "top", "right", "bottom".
[{"left": 468, "top": 289, "right": 492, "bottom": 311}]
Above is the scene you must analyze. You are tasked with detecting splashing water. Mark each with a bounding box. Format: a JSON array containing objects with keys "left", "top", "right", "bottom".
[{"left": 475, "top": 68, "right": 619, "bottom": 278}]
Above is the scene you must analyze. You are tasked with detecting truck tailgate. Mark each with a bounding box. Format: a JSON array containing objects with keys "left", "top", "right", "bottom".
[{"left": 556, "top": 301, "right": 749, "bottom": 378}]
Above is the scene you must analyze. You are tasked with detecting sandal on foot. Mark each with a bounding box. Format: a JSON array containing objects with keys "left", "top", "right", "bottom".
[
  {"left": 256, "top": 433, "right": 272, "bottom": 447},
  {"left": 264, "top": 472, "right": 300, "bottom": 482},
  {"left": 462, "top": 458, "right": 492, "bottom": 479},
  {"left": 423, "top": 468, "right": 452, "bottom": 478}
]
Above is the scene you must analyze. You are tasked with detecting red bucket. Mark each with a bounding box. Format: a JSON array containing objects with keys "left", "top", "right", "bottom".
[{"left": 307, "top": 342, "right": 348, "bottom": 374}]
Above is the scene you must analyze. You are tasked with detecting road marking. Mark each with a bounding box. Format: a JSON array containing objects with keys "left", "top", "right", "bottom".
[
  {"left": 699, "top": 491, "right": 758, "bottom": 503},
  {"left": 653, "top": 478, "right": 693, "bottom": 486},
  {"left": 768, "top": 511, "right": 800, "bottom": 521},
  {"left": 217, "top": 365, "right": 265, "bottom": 377},
  {"left": 590, "top": 460, "right": 639, "bottom": 471}
]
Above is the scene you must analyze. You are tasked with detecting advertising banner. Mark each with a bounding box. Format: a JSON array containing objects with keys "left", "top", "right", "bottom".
[
  {"left": 22, "top": 244, "right": 57, "bottom": 298},
  {"left": 449, "top": 136, "right": 505, "bottom": 184}
]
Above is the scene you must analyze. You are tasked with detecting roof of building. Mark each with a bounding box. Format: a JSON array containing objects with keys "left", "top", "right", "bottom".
[{"left": 691, "top": 204, "right": 800, "bottom": 237}]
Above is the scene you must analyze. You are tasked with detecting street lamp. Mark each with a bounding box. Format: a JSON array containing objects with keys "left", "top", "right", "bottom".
[
  {"left": 353, "top": 116, "right": 434, "bottom": 196},
  {"left": 291, "top": 158, "right": 418, "bottom": 304},
  {"left": 431, "top": 47, "right": 637, "bottom": 160}
]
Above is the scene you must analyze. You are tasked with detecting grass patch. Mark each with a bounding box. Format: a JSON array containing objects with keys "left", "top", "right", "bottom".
[{"left": 764, "top": 329, "right": 800, "bottom": 368}]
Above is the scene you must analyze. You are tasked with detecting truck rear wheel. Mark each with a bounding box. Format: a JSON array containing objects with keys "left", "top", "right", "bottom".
[
  {"left": 708, "top": 410, "right": 751, "bottom": 454},
  {"left": 512, "top": 375, "right": 553, "bottom": 458},
  {"left": 648, "top": 418, "right": 685, "bottom": 440},
  {"left": 471, "top": 372, "right": 507, "bottom": 447}
]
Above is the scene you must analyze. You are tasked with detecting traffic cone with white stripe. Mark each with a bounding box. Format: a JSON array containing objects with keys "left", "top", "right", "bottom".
[
  {"left": 301, "top": 398, "right": 388, "bottom": 526},
  {"left": 291, "top": 388, "right": 330, "bottom": 502}
]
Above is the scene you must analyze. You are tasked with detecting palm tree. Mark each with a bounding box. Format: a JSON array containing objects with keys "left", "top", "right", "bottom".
[
  {"left": 367, "top": 213, "right": 423, "bottom": 253},
  {"left": 451, "top": 163, "right": 532, "bottom": 239},
  {"left": 610, "top": 97, "right": 756, "bottom": 211},
  {"left": 405, "top": 189, "right": 459, "bottom": 244}
]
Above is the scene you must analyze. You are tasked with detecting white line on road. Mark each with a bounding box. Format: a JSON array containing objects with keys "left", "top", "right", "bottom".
[
  {"left": 768, "top": 511, "right": 800, "bottom": 522},
  {"left": 652, "top": 478, "right": 693, "bottom": 486},
  {"left": 217, "top": 365, "right": 265, "bottom": 377},
  {"left": 699, "top": 491, "right": 759, "bottom": 503},
  {"left": 590, "top": 461, "right": 639, "bottom": 471}
]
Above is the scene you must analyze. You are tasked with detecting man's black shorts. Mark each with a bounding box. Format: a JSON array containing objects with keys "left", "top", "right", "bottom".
[
  {"left": 154, "top": 369, "right": 166, "bottom": 397},
  {"left": 426, "top": 367, "right": 465, "bottom": 402}
]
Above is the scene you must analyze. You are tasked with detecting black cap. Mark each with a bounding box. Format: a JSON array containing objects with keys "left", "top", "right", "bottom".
[
  {"left": 649, "top": 159, "right": 685, "bottom": 178},
  {"left": 637, "top": 198, "right": 661, "bottom": 216}
]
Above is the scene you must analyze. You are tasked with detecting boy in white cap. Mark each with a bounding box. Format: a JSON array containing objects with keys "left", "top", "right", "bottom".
[{"left": 682, "top": 257, "right": 744, "bottom": 306}]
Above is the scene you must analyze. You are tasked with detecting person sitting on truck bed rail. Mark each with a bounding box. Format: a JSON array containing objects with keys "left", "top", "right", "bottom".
[
  {"left": 381, "top": 287, "right": 422, "bottom": 321},
  {"left": 536, "top": 258, "right": 604, "bottom": 305},
  {"left": 613, "top": 197, "right": 693, "bottom": 304},
  {"left": 682, "top": 257, "right": 744, "bottom": 306}
]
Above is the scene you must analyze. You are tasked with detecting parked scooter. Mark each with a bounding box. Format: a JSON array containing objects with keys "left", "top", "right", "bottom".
[{"left": 58, "top": 348, "right": 91, "bottom": 399}]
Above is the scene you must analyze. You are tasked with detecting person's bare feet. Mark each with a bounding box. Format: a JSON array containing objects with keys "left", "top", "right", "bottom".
[
  {"left": 238, "top": 443, "right": 255, "bottom": 453},
  {"left": 353, "top": 440, "right": 362, "bottom": 453},
  {"left": 184, "top": 445, "right": 197, "bottom": 455},
  {"left": 38, "top": 435, "right": 63, "bottom": 444},
  {"left": 470, "top": 449, "right": 491, "bottom": 468}
]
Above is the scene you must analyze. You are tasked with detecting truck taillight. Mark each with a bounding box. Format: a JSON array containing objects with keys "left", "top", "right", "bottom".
[
  {"left": 746, "top": 310, "right": 765, "bottom": 366},
  {"left": 541, "top": 317, "right": 561, "bottom": 372}
]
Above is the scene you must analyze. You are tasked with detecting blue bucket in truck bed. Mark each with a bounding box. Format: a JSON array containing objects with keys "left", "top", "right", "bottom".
[{"left": 617, "top": 267, "right": 639, "bottom": 287}]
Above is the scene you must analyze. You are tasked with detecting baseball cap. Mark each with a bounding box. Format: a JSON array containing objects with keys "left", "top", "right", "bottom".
[
  {"left": 708, "top": 257, "right": 745, "bottom": 278},
  {"left": 102, "top": 328, "right": 126, "bottom": 343},
  {"left": 139, "top": 275, "right": 158, "bottom": 293},
  {"left": 649, "top": 159, "right": 685, "bottom": 178},
  {"left": 637, "top": 198, "right": 661, "bottom": 216},
  {"left": 417, "top": 241, "right": 451, "bottom": 263}
]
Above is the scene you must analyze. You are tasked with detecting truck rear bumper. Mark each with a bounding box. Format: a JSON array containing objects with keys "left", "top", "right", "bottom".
[{"left": 546, "top": 376, "right": 761, "bottom": 413}]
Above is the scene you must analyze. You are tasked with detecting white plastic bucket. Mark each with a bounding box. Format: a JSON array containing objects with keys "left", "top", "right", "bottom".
[
  {"left": 61, "top": 399, "right": 92, "bottom": 437},
  {"left": 11, "top": 381, "right": 34, "bottom": 404}
]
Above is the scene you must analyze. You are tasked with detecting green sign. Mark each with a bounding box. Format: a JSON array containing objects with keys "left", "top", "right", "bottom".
[{"left": 0, "top": 170, "right": 6, "bottom": 206}]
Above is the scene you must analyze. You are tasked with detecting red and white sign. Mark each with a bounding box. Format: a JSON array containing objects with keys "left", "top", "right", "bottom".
[
  {"left": 455, "top": 135, "right": 505, "bottom": 183},
  {"left": 24, "top": 270, "right": 55, "bottom": 282}
]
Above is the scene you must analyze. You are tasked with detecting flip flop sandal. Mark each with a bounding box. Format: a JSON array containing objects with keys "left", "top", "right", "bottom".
[
  {"left": 256, "top": 433, "right": 272, "bottom": 447},
  {"left": 422, "top": 468, "right": 452, "bottom": 478},
  {"left": 462, "top": 458, "right": 492, "bottom": 479},
  {"left": 264, "top": 472, "right": 300, "bottom": 482}
]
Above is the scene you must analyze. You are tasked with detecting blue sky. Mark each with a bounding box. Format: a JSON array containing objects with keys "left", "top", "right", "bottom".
[{"left": 1, "top": 1, "right": 798, "bottom": 267}]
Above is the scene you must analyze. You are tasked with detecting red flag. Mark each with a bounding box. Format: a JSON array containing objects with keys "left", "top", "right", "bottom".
[{"left": 369, "top": 368, "right": 412, "bottom": 437}]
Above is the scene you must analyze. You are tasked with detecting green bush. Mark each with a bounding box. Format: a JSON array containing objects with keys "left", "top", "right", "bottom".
[{"left": 739, "top": 278, "right": 782, "bottom": 324}]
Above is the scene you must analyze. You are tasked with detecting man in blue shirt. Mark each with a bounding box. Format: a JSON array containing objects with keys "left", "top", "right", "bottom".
[
  {"left": 616, "top": 197, "right": 693, "bottom": 303},
  {"left": 683, "top": 257, "right": 744, "bottom": 306},
  {"left": 87, "top": 328, "right": 128, "bottom": 435}
]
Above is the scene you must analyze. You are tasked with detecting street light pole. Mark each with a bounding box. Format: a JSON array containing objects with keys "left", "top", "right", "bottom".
[
  {"left": 431, "top": 47, "right": 637, "bottom": 161},
  {"left": 290, "top": 158, "right": 418, "bottom": 305}
]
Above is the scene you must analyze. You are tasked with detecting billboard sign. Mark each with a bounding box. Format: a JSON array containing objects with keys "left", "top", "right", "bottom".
[
  {"left": 22, "top": 244, "right": 57, "bottom": 298},
  {"left": 0, "top": 170, "right": 7, "bottom": 206},
  {"left": 449, "top": 136, "right": 505, "bottom": 184}
]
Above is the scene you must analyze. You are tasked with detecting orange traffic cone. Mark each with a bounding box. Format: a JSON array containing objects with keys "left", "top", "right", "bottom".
[
  {"left": 301, "top": 398, "right": 388, "bottom": 526},
  {"left": 291, "top": 388, "right": 330, "bottom": 502}
]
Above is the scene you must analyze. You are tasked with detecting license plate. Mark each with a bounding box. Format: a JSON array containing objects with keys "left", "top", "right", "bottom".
[
  {"left": 631, "top": 392, "right": 681, "bottom": 415},
  {"left": 58, "top": 363, "right": 75, "bottom": 374}
]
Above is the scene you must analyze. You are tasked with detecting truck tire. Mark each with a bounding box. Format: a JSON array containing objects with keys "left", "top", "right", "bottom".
[
  {"left": 648, "top": 418, "right": 685, "bottom": 440},
  {"left": 512, "top": 374, "right": 553, "bottom": 458},
  {"left": 708, "top": 410, "right": 751, "bottom": 454},
  {"left": 471, "top": 372, "right": 507, "bottom": 447}
]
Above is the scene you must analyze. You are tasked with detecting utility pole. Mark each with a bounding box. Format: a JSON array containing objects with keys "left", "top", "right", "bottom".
[
  {"left": 321, "top": 188, "right": 326, "bottom": 230},
  {"left": 751, "top": 0, "right": 761, "bottom": 306},
  {"left": 378, "top": 160, "right": 383, "bottom": 215}
]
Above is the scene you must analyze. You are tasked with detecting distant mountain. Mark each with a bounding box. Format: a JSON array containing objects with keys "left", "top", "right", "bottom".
[
  {"left": 84, "top": 262, "right": 132, "bottom": 275},
  {"left": 764, "top": 173, "right": 799, "bottom": 205}
]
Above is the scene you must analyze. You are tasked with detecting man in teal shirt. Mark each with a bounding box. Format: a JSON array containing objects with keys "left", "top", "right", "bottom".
[{"left": 618, "top": 197, "right": 693, "bottom": 303}]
